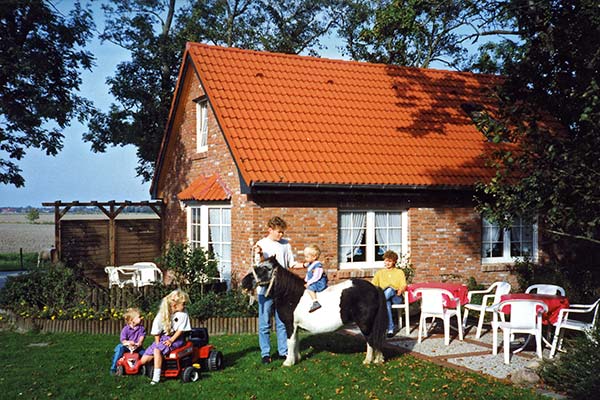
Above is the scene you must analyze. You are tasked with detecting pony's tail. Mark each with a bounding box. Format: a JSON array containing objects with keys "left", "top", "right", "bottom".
[{"left": 369, "top": 287, "right": 388, "bottom": 351}]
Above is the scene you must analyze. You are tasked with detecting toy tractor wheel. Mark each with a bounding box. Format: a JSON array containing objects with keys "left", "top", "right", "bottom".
[
  {"left": 145, "top": 364, "right": 154, "bottom": 379},
  {"left": 182, "top": 366, "right": 200, "bottom": 383},
  {"left": 207, "top": 350, "right": 224, "bottom": 371},
  {"left": 115, "top": 365, "right": 125, "bottom": 376},
  {"left": 138, "top": 365, "right": 147, "bottom": 376}
]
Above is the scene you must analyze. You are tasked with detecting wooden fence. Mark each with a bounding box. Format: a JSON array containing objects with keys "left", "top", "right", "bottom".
[
  {"left": 61, "top": 218, "right": 162, "bottom": 285},
  {"left": 10, "top": 316, "right": 257, "bottom": 336}
]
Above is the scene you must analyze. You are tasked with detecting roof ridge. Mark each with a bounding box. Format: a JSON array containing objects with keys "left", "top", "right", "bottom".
[{"left": 186, "top": 42, "right": 502, "bottom": 81}]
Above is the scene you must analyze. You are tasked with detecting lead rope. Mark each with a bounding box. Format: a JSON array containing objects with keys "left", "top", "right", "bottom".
[{"left": 264, "top": 267, "right": 277, "bottom": 297}]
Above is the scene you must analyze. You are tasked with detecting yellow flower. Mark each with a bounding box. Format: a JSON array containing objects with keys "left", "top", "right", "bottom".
[{"left": 51, "top": 315, "right": 56, "bottom": 320}]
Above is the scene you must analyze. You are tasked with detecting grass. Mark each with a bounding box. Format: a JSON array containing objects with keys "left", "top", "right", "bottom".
[
  {"left": 0, "top": 330, "right": 544, "bottom": 399},
  {"left": 0, "top": 252, "right": 37, "bottom": 271}
]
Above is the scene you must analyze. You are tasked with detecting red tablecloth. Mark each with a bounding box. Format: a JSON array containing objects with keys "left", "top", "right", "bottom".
[
  {"left": 500, "top": 293, "right": 570, "bottom": 325},
  {"left": 406, "top": 282, "right": 469, "bottom": 308}
]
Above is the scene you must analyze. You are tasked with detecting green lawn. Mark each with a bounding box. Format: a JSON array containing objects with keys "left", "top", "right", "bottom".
[
  {"left": 0, "top": 252, "right": 37, "bottom": 271},
  {"left": 0, "top": 330, "right": 544, "bottom": 399}
]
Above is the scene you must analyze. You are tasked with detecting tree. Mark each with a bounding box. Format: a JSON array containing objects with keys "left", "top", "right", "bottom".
[
  {"left": 26, "top": 208, "right": 40, "bottom": 223},
  {"left": 84, "top": 0, "right": 341, "bottom": 182},
  {"left": 474, "top": 1, "right": 600, "bottom": 250},
  {"left": 336, "top": 0, "right": 518, "bottom": 69},
  {"left": 0, "top": 0, "right": 94, "bottom": 187}
]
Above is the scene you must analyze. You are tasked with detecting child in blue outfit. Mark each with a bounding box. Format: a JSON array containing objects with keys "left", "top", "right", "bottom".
[
  {"left": 301, "top": 244, "right": 327, "bottom": 312},
  {"left": 137, "top": 289, "right": 191, "bottom": 384},
  {"left": 110, "top": 307, "right": 146, "bottom": 374}
]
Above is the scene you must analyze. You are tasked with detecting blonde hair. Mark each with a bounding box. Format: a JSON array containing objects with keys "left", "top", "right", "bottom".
[
  {"left": 158, "top": 289, "right": 190, "bottom": 335},
  {"left": 123, "top": 307, "right": 141, "bottom": 323},
  {"left": 304, "top": 244, "right": 321, "bottom": 259}
]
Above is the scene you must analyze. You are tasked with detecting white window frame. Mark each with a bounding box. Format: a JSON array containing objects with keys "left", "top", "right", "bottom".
[
  {"left": 338, "top": 210, "right": 408, "bottom": 269},
  {"left": 185, "top": 203, "right": 231, "bottom": 281},
  {"left": 196, "top": 100, "right": 209, "bottom": 153},
  {"left": 481, "top": 216, "right": 538, "bottom": 264}
]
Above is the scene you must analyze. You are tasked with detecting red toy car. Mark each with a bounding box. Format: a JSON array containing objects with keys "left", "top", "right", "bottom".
[
  {"left": 144, "top": 327, "right": 224, "bottom": 383},
  {"left": 114, "top": 350, "right": 146, "bottom": 376}
]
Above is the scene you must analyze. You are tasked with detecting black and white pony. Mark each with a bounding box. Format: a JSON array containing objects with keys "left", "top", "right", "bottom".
[{"left": 241, "top": 256, "right": 388, "bottom": 366}]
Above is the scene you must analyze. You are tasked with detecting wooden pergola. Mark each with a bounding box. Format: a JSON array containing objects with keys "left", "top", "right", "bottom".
[{"left": 42, "top": 200, "right": 164, "bottom": 266}]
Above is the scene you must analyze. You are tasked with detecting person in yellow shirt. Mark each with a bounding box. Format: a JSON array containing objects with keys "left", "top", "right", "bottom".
[{"left": 372, "top": 250, "right": 407, "bottom": 338}]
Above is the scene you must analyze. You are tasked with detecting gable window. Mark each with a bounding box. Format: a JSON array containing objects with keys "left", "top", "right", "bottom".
[
  {"left": 339, "top": 210, "right": 408, "bottom": 269},
  {"left": 196, "top": 100, "right": 209, "bottom": 153},
  {"left": 187, "top": 204, "right": 231, "bottom": 282},
  {"left": 481, "top": 216, "right": 537, "bottom": 263}
]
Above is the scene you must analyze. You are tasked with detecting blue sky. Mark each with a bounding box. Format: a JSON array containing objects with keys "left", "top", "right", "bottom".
[
  {"left": 0, "top": 4, "right": 149, "bottom": 207},
  {"left": 0, "top": 3, "right": 348, "bottom": 208}
]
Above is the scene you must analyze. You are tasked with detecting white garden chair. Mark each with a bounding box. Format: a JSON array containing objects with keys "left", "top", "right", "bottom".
[
  {"left": 549, "top": 297, "right": 600, "bottom": 358},
  {"left": 415, "top": 288, "right": 463, "bottom": 346},
  {"left": 391, "top": 294, "right": 411, "bottom": 335},
  {"left": 492, "top": 299, "right": 547, "bottom": 364},
  {"left": 132, "top": 262, "right": 164, "bottom": 286},
  {"left": 104, "top": 266, "right": 139, "bottom": 288},
  {"left": 463, "top": 281, "right": 511, "bottom": 338},
  {"left": 525, "top": 284, "right": 565, "bottom": 296}
]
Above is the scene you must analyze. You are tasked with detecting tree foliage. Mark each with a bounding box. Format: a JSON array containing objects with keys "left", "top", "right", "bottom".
[
  {"left": 0, "top": 0, "right": 94, "bottom": 187},
  {"left": 335, "top": 0, "right": 518, "bottom": 69},
  {"left": 474, "top": 0, "right": 600, "bottom": 249},
  {"left": 84, "top": 0, "right": 341, "bottom": 181}
]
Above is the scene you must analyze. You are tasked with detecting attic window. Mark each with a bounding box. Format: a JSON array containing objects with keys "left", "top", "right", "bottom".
[
  {"left": 196, "top": 99, "right": 209, "bottom": 153},
  {"left": 255, "top": 72, "right": 264, "bottom": 78},
  {"left": 326, "top": 79, "right": 334, "bottom": 84}
]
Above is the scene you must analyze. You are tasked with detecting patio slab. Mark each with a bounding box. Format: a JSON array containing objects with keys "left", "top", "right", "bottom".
[{"left": 342, "top": 322, "right": 562, "bottom": 383}]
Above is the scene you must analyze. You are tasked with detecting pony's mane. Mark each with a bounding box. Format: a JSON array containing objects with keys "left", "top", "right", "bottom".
[{"left": 271, "top": 263, "right": 305, "bottom": 300}]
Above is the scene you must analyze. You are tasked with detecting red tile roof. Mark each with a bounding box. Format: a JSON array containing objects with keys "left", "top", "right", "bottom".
[
  {"left": 170, "top": 43, "right": 505, "bottom": 190},
  {"left": 177, "top": 174, "right": 231, "bottom": 201}
]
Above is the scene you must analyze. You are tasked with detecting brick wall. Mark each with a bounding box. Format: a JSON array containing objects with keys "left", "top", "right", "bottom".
[
  {"left": 155, "top": 64, "right": 518, "bottom": 289},
  {"left": 409, "top": 206, "right": 514, "bottom": 286}
]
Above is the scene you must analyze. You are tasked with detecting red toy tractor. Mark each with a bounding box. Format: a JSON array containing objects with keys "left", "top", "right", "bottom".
[
  {"left": 114, "top": 350, "right": 146, "bottom": 376},
  {"left": 143, "top": 327, "right": 224, "bottom": 383}
]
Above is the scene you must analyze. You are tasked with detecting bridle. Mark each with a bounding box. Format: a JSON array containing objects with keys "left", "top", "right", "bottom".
[{"left": 251, "top": 264, "right": 277, "bottom": 297}]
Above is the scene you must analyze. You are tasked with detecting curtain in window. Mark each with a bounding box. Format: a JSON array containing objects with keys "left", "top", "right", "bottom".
[
  {"left": 208, "top": 208, "right": 231, "bottom": 280},
  {"left": 340, "top": 212, "right": 366, "bottom": 259},
  {"left": 376, "top": 212, "right": 402, "bottom": 255},
  {"left": 374, "top": 213, "right": 387, "bottom": 250}
]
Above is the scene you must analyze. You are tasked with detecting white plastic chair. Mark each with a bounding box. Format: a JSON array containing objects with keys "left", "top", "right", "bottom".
[
  {"left": 415, "top": 288, "right": 464, "bottom": 346},
  {"left": 492, "top": 299, "right": 548, "bottom": 364},
  {"left": 132, "top": 262, "right": 164, "bottom": 286},
  {"left": 391, "top": 294, "right": 411, "bottom": 335},
  {"left": 463, "top": 281, "right": 511, "bottom": 338},
  {"left": 105, "top": 266, "right": 138, "bottom": 288},
  {"left": 549, "top": 297, "right": 600, "bottom": 358},
  {"left": 525, "top": 284, "right": 565, "bottom": 296}
]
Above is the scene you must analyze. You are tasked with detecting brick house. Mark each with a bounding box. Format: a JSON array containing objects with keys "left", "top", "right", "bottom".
[{"left": 150, "top": 43, "right": 538, "bottom": 287}]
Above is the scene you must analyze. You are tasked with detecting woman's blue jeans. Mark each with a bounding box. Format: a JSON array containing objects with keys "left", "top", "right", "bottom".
[
  {"left": 383, "top": 287, "right": 404, "bottom": 333},
  {"left": 258, "top": 294, "right": 288, "bottom": 358}
]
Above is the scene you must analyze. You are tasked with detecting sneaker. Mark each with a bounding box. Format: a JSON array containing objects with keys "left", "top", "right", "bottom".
[
  {"left": 278, "top": 354, "right": 287, "bottom": 360},
  {"left": 150, "top": 380, "right": 159, "bottom": 385},
  {"left": 386, "top": 330, "right": 395, "bottom": 338},
  {"left": 261, "top": 356, "right": 271, "bottom": 364},
  {"left": 309, "top": 301, "right": 322, "bottom": 313}
]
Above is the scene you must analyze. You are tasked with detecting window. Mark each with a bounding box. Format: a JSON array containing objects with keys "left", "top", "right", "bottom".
[
  {"left": 482, "top": 216, "right": 537, "bottom": 263},
  {"left": 338, "top": 210, "right": 408, "bottom": 269},
  {"left": 187, "top": 204, "right": 231, "bottom": 282},
  {"left": 196, "top": 100, "right": 209, "bottom": 152}
]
